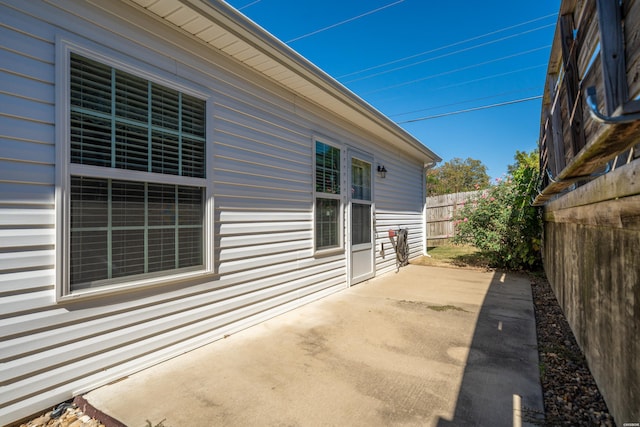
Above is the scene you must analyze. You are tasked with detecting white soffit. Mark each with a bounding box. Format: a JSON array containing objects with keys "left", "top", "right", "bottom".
[
  {"left": 127, "top": 0, "right": 441, "bottom": 163},
  {"left": 129, "top": 0, "right": 318, "bottom": 101}
]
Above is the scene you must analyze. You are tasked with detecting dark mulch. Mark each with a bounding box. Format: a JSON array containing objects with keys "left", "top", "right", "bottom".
[{"left": 530, "top": 273, "right": 616, "bottom": 426}]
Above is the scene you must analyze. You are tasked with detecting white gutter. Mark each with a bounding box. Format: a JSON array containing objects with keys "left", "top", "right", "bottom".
[
  {"left": 178, "top": 0, "right": 441, "bottom": 164},
  {"left": 422, "top": 161, "right": 438, "bottom": 257}
]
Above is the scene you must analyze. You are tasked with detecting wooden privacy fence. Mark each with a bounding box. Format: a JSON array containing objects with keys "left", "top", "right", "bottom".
[
  {"left": 535, "top": 0, "right": 640, "bottom": 205},
  {"left": 426, "top": 190, "right": 483, "bottom": 246},
  {"left": 536, "top": 2, "right": 640, "bottom": 422}
]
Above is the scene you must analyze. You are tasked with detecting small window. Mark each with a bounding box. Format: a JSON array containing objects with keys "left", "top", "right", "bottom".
[
  {"left": 315, "top": 141, "right": 340, "bottom": 194},
  {"left": 351, "top": 158, "right": 371, "bottom": 201},
  {"left": 315, "top": 198, "right": 340, "bottom": 249},
  {"left": 314, "top": 140, "right": 342, "bottom": 252},
  {"left": 58, "top": 50, "right": 209, "bottom": 297}
]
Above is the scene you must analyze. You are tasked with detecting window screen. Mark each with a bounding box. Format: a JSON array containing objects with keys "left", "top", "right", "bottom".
[
  {"left": 68, "top": 53, "right": 206, "bottom": 291},
  {"left": 314, "top": 141, "right": 341, "bottom": 251}
]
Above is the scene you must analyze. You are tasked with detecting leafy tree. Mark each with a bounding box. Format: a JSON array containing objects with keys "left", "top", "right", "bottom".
[
  {"left": 507, "top": 149, "right": 538, "bottom": 175},
  {"left": 452, "top": 149, "right": 542, "bottom": 270},
  {"left": 427, "top": 157, "right": 490, "bottom": 196}
]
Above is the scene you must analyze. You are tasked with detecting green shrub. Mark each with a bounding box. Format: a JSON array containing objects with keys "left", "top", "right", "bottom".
[{"left": 452, "top": 157, "right": 542, "bottom": 270}]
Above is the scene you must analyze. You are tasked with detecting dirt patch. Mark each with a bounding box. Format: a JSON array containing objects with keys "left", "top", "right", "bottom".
[
  {"left": 426, "top": 304, "right": 467, "bottom": 312},
  {"left": 393, "top": 299, "right": 468, "bottom": 313}
]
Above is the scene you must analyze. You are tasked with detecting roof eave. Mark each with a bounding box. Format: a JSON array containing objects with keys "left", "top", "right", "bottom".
[{"left": 175, "top": 0, "right": 441, "bottom": 163}]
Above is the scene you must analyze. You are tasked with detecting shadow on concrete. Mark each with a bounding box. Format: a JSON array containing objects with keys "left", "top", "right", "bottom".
[
  {"left": 436, "top": 271, "right": 544, "bottom": 427},
  {"left": 81, "top": 265, "right": 545, "bottom": 426}
]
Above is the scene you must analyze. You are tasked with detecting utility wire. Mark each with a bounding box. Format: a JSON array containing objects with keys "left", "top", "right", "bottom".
[
  {"left": 358, "top": 45, "right": 549, "bottom": 94},
  {"left": 396, "top": 95, "right": 543, "bottom": 123},
  {"left": 430, "top": 64, "right": 546, "bottom": 92},
  {"left": 238, "top": 0, "right": 261, "bottom": 10},
  {"left": 286, "top": 0, "right": 404, "bottom": 43},
  {"left": 338, "top": 12, "right": 557, "bottom": 79},
  {"left": 388, "top": 86, "right": 542, "bottom": 118},
  {"left": 345, "top": 25, "right": 554, "bottom": 84},
  {"left": 365, "top": 63, "right": 547, "bottom": 95}
]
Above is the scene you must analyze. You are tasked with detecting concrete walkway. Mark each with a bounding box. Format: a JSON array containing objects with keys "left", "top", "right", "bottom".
[{"left": 83, "top": 265, "right": 544, "bottom": 426}]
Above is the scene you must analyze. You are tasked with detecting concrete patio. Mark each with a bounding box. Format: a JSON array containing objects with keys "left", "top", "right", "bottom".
[{"left": 83, "top": 264, "right": 544, "bottom": 426}]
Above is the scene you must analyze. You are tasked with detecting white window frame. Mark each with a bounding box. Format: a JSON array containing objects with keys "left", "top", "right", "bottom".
[
  {"left": 55, "top": 37, "right": 214, "bottom": 301},
  {"left": 313, "top": 136, "right": 344, "bottom": 255}
]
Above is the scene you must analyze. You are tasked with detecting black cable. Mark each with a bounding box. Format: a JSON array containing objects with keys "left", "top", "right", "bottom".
[
  {"left": 338, "top": 13, "right": 557, "bottom": 80},
  {"left": 388, "top": 86, "right": 541, "bottom": 118},
  {"left": 396, "top": 95, "right": 542, "bottom": 123},
  {"left": 344, "top": 31, "right": 553, "bottom": 84},
  {"left": 365, "top": 63, "right": 546, "bottom": 95}
]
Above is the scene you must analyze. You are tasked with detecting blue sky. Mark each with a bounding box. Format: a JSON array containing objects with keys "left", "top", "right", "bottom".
[{"left": 225, "top": 0, "right": 561, "bottom": 180}]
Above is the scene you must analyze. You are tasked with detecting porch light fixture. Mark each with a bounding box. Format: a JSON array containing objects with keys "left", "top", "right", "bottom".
[{"left": 377, "top": 165, "right": 387, "bottom": 178}]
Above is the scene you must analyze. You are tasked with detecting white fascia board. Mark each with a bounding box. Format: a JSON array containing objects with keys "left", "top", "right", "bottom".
[{"left": 167, "top": 0, "right": 441, "bottom": 164}]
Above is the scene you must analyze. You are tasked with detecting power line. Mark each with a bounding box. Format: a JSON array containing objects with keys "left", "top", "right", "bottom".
[
  {"left": 286, "top": 0, "right": 405, "bottom": 44},
  {"left": 365, "top": 63, "right": 547, "bottom": 95},
  {"left": 388, "top": 86, "right": 542, "bottom": 118},
  {"left": 344, "top": 25, "right": 554, "bottom": 84},
  {"left": 237, "top": 0, "right": 261, "bottom": 10},
  {"left": 338, "top": 12, "right": 557, "bottom": 79},
  {"left": 358, "top": 45, "right": 549, "bottom": 94},
  {"left": 396, "top": 95, "right": 543, "bottom": 123},
  {"left": 429, "top": 64, "right": 547, "bottom": 91}
]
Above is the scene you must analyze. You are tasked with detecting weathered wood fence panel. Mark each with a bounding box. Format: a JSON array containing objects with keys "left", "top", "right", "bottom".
[
  {"left": 538, "top": 1, "right": 640, "bottom": 423},
  {"left": 543, "top": 163, "right": 640, "bottom": 423},
  {"left": 426, "top": 190, "right": 482, "bottom": 246},
  {"left": 535, "top": 0, "right": 640, "bottom": 205}
]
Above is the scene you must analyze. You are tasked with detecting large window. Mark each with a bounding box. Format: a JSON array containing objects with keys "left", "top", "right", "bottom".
[
  {"left": 59, "top": 50, "right": 209, "bottom": 296},
  {"left": 314, "top": 140, "right": 342, "bottom": 252}
]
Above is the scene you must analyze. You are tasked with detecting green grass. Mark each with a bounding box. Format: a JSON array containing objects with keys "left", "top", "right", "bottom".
[
  {"left": 411, "top": 245, "right": 492, "bottom": 269},
  {"left": 427, "top": 245, "right": 479, "bottom": 260}
]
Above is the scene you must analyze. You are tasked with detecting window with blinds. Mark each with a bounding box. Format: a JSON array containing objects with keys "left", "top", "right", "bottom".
[
  {"left": 66, "top": 53, "right": 207, "bottom": 291},
  {"left": 315, "top": 141, "right": 340, "bottom": 195},
  {"left": 314, "top": 140, "right": 342, "bottom": 252},
  {"left": 70, "top": 54, "right": 205, "bottom": 176}
]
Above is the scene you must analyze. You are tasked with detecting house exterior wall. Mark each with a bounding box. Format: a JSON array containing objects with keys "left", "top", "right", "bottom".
[{"left": 0, "top": 1, "right": 432, "bottom": 423}]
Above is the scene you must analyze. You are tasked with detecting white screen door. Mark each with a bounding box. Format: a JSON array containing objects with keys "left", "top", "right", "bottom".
[{"left": 349, "top": 152, "right": 374, "bottom": 284}]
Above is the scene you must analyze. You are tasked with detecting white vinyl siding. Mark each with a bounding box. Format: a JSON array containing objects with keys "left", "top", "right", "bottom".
[
  {"left": 0, "top": 1, "right": 433, "bottom": 424},
  {"left": 374, "top": 152, "right": 426, "bottom": 274}
]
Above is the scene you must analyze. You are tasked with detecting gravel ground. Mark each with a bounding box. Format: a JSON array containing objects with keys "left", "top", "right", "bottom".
[
  {"left": 17, "top": 401, "right": 105, "bottom": 427},
  {"left": 19, "top": 271, "right": 617, "bottom": 427},
  {"left": 530, "top": 273, "right": 616, "bottom": 426}
]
